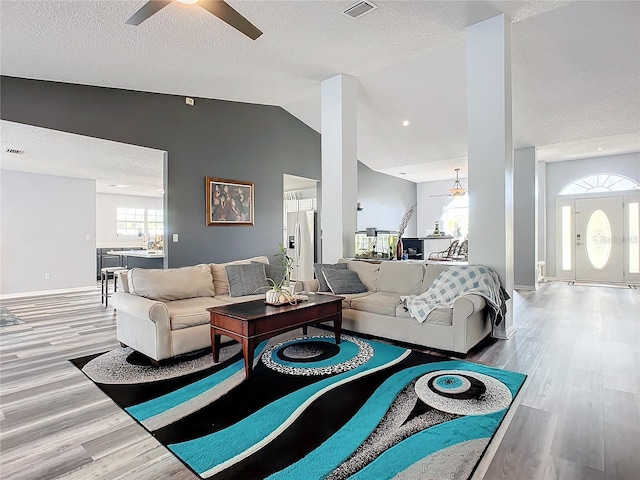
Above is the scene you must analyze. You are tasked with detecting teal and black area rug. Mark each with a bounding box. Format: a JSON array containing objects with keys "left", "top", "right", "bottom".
[{"left": 71, "top": 334, "right": 526, "bottom": 480}]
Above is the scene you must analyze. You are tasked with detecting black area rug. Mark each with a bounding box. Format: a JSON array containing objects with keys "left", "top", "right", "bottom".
[{"left": 71, "top": 334, "right": 526, "bottom": 480}]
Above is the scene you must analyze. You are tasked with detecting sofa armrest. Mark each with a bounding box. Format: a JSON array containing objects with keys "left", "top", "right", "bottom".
[
  {"left": 452, "top": 294, "right": 488, "bottom": 353},
  {"left": 111, "top": 292, "right": 170, "bottom": 326},
  {"left": 112, "top": 292, "right": 173, "bottom": 361},
  {"left": 293, "top": 280, "right": 319, "bottom": 293},
  {"left": 453, "top": 294, "right": 486, "bottom": 317}
]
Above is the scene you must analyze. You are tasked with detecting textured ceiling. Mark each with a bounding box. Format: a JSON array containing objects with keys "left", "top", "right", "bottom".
[
  {"left": 1, "top": 0, "right": 638, "bottom": 187},
  {"left": 0, "top": 121, "right": 164, "bottom": 197}
]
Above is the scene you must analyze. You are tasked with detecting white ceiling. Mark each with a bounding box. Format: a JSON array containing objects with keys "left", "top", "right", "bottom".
[
  {"left": 0, "top": 0, "right": 638, "bottom": 187},
  {"left": 0, "top": 120, "right": 165, "bottom": 197}
]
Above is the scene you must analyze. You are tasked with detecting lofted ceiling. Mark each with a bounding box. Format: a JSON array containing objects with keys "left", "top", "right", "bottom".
[{"left": 0, "top": 0, "right": 638, "bottom": 188}]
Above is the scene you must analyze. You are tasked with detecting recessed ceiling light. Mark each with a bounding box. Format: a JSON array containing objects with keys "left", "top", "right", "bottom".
[
  {"left": 402, "top": 120, "right": 410, "bottom": 127},
  {"left": 596, "top": 147, "right": 603, "bottom": 151},
  {"left": 177, "top": 0, "right": 199, "bottom": 4}
]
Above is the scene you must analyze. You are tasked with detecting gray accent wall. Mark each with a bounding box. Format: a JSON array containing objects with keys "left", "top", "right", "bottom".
[
  {"left": 1, "top": 76, "right": 415, "bottom": 274},
  {"left": 1, "top": 76, "right": 321, "bottom": 267},
  {"left": 514, "top": 147, "right": 538, "bottom": 289},
  {"left": 356, "top": 162, "right": 417, "bottom": 237},
  {"left": 545, "top": 152, "right": 640, "bottom": 277}
]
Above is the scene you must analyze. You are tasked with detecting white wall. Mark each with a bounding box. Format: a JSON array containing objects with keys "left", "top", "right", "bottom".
[
  {"left": 0, "top": 171, "right": 96, "bottom": 295},
  {"left": 545, "top": 152, "right": 640, "bottom": 277},
  {"left": 416, "top": 178, "right": 468, "bottom": 237},
  {"left": 96, "top": 193, "right": 163, "bottom": 248}
]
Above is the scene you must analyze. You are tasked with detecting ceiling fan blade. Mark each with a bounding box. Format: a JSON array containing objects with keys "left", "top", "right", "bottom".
[
  {"left": 199, "top": 0, "right": 263, "bottom": 40},
  {"left": 126, "top": 0, "right": 173, "bottom": 26}
]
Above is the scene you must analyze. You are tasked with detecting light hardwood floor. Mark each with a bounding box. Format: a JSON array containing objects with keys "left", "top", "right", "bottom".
[{"left": 0, "top": 282, "right": 638, "bottom": 479}]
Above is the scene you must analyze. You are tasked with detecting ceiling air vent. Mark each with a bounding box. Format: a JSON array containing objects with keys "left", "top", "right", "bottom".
[
  {"left": 5, "top": 148, "right": 25, "bottom": 155},
  {"left": 342, "top": 1, "right": 377, "bottom": 19}
]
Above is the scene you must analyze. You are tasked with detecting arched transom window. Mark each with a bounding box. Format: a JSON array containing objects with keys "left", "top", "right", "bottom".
[{"left": 559, "top": 174, "right": 640, "bottom": 195}]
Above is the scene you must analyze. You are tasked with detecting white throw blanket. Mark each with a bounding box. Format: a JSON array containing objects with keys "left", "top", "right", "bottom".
[{"left": 401, "top": 265, "right": 505, "bottom": 325}]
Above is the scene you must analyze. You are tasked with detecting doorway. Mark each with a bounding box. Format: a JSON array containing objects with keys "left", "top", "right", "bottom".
[
  {"left": 557, "top": 192, "right": 640, "bottom": 284},
  {"left": 283, "top": 174, "right": 318, "bottom": 282},
  {"left": 575, "top": 196, "right": 623, "bottom": 282}
]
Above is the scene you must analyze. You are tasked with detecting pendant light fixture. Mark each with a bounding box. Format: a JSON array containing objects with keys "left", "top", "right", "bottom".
[{"left": 449, "top": 168, "right": 466, "bottom": 198}]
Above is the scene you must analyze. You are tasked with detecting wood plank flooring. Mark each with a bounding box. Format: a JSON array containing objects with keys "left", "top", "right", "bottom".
[{"left": 1, "top": 282, "right": 638, "bottom": 479}]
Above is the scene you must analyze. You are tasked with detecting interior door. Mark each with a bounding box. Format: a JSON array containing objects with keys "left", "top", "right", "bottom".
[{"left": 575, "top": 196, "right": 624, "bottom": 282}]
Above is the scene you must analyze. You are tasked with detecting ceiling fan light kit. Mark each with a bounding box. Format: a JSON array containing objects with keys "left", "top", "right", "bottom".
[{"left": 126, "top": 0, "right": 263, "bottom": 40}]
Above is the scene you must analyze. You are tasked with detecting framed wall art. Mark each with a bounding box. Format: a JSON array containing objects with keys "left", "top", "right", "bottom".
[{"left": 206, "top": 177, "right": 254, "bottom": 226}]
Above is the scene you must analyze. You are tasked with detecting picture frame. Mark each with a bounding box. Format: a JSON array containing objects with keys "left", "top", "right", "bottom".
[{"left": 206, "top": 177, "right": 254, "bottom": 226}]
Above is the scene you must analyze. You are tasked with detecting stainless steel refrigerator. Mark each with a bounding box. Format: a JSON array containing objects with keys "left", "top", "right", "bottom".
[{"left": 286, "top": 210, "right": 316, "bottom": 281}]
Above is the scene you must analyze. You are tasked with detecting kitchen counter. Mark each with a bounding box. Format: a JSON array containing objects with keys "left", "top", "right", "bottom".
[
  {"left": 106, "top": 250, "right": 165, "bottom": 269},
  {"left": 107, "top": 250, "right": 165, "bottom": 258}
]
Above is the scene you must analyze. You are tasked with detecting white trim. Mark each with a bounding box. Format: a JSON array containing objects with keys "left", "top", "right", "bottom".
[
  {"left": 514, "top": 284, "right": 536, "bottom": 291},
  {"left": 0, "top": 285, "right": 97, "bottom": 300}
]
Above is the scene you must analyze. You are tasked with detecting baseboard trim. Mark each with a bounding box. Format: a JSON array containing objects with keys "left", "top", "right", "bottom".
[
  {"left": 0, "top": 285, "right": 97, "bottom": 300},
  {"left": 514, "top": 284, "right": 536, "bottom": 291}
]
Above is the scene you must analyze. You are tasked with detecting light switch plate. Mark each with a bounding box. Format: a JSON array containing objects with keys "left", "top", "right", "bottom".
[{"left": 173, "top": 233, "right": 179, "bottom": 242}]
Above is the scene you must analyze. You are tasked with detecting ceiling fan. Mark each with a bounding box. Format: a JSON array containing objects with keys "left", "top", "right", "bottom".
[
  {"left": 429, "top": 168, "right": 467, "bottom": 198},
  {"left": 126, "top": 0, "right": 263, "bottom": 40}
]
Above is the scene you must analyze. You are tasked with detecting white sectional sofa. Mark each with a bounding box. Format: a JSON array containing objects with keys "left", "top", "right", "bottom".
[
  {"left": 112, "top": 255, "right": 493, "bottom": 364},
  {"left": 112, "top": 256, "right": 272, "bottom": 364},
  {"left": 296, "top": 259, "right": 492, "bottom": 354}
]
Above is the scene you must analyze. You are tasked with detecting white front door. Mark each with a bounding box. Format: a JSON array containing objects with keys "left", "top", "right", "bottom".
[{"left": 575, "top": 196, "right": 624, "bottom": 283}]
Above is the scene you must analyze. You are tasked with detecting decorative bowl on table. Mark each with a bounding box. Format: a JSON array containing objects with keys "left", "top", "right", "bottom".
[{"left": 265, "top": 291, "right": 308, "bottom": 305}]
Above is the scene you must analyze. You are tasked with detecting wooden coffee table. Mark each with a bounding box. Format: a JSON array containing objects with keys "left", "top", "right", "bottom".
[{"left": 207, "top": 293, "right": 343, "bottom": 379}]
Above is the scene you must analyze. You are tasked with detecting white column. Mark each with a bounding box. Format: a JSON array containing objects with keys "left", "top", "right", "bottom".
[
  {"left": 321, "top": 74, "right": 358, "bottom": 262},
  {"left": 466, "top": 14, "right": 515, "bottom": 339},
  {"left": 514, "top": 147, "right": 538, "bottom": 290}
]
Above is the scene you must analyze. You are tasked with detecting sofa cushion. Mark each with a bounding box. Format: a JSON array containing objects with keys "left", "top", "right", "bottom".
[
  {"left": 323, "top": 268, "right": 367, "bottom": 294},
  {"left": 421, "top": 264, "right": 450, "bottom": 294},
  {"left": 350, "top": 291, "right": 402, "bottom": 317},
  {"left": 313, "top": 262, "right": 348, "bottom": 292},
  {"left": 225, "top": 263, "right": 270, "bottom": 297},
  {"left": 339, "top": 291, "right": 374, "bottom": 309},
  {"left": 396, "top": 304, "right": 453, "bottom": 326},
  {"left": 166, "top": 297, "right": 230, "bottom": 330},
  {"left": 339, "top": 259, "right": 380, "bottom": 292},
  {"left": 378, "top": 262, "right": 424, "bottom": 295},
  {"left": 210, "top": 256, "right": 269, "bottom": 296},
  {"left": 127, "top": 264, "right": 215, "bottom": 302}
]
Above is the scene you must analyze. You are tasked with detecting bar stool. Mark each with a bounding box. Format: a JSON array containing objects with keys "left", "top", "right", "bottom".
[{"left": 101, "top": 266, "right": 126, "bottom": 307}]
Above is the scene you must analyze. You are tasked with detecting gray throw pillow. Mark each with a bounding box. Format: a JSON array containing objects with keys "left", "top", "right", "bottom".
[
  {"left": 322, "top": 268, "right": 367, "bottom": 295},
  {"left": 225, "top": 263, "right": 269, "bottom": 297},
  {"left": 313, "top": 262, "right": 348, "bottom": 292},
  {"left": 264, "top": 263, "right": 286, "bottom": 286}
]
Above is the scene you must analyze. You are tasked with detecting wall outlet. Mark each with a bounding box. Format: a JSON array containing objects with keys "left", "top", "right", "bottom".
[
  {"left": 185, "top": 97, "right": 194, "bottom": 106},
  {"left": 173, "top": 233, "right": 179, "bottom": 242},
  {"left": 45, "top": 273, "right": 51, "bottom": 280},
  {"left": 85, "top": 234, "right": 91, "bottom": 241}
]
